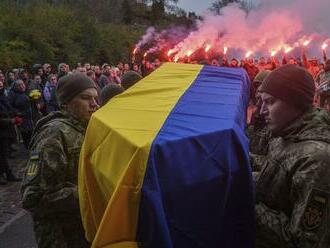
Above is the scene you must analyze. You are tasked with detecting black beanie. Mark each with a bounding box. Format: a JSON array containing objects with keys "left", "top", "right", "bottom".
[
  {"left": 259, "top": 65, "right": 315, "bottom": 110},
  {"left": 100, "top": 83, "right": 124, "bottom": 106},
  {"left": 121, "top": 71, "right": 142, "bottom": 90},
  {"left": 56, "top": 73, "right": 96, "bottom": 106}
]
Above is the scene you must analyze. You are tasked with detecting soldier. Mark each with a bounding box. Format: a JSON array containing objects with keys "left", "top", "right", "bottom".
[
  {"left": 21, "top": 73, "right": 99, "bottom": 248},
  {"left": 255, "top": 65, "right": 330, "bottom": 247},
  {"left": 246, "top": 70, "right": 272, "bottom": 172}
]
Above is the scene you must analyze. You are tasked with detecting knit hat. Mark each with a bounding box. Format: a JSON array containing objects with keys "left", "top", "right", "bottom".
[
  {"left": 253, "top": 70, "right": 271, "bottom": 84},
  {"left": 100, "top": 83, "right": 124, "bottom": 106},
  {"left": 259, "top": 65, "right": 315, "bottom": 110},
  {"left": 56, "top": 73, "right": 96, "bottom": 106},
  {"left": 121, "top": 71, "right": 142, "bottom": 90}
]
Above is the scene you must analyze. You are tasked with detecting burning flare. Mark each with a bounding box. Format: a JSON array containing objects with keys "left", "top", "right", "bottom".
[
  {"left": 322, "top": 42, "right": 328, "bottom": 50},
  {"left": 186, "top": 50, "right": 193, "bottom": 57},
  {"left": 223, "top": 46, "right": 228, "bottom": 55},
  {"left": 133, "top": 47, "right": 138, "bottom": 55},
  {"left": 143, "top": 52, "right": 148, "bottom": 58},
  {"left": 245, "top": 51, "right": 253, "bottom": 58},
  {"left": 167, "top": 49, "right": 175, "bottom": 56},
  {"left": 284, "top": 46, "right": 293, "bottom": 54},
  {"left": 303, "top": 39, "right": 311, "bottom": 47},
  {"left": 205, "top": 44, "right": 212, "bottom": 53},
  {"left": 270, "top": 50, "right": 278, "bottom": 57}
]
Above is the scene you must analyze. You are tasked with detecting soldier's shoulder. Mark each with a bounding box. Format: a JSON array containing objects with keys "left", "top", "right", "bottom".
[
  {"left": 31, "top": 118, "right": 78, "bottom": 147},
  {"left": 288, "top": 139, "right": 330, "bottom": 163},
  {"left": 41, "top": 117, "right": 78, "bottom": 135}
]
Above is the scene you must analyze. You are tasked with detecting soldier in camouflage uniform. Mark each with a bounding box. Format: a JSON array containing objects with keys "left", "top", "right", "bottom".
[
  {"left": 246, "top": 70, "right": 272, "bottom": 172},
  {"left": 21, "top": 73, "right": 99, "bottom": 248},
  {"left": 254, "top": 65, "right": 330, "bottom": 247},
  {"left": 315, "top": 60, "right": 330, "bottom": 111}
]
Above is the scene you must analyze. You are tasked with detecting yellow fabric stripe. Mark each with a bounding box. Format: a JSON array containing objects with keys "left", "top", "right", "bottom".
[{"left": 79, "top": 63, "right": 203, "bottom": 248}]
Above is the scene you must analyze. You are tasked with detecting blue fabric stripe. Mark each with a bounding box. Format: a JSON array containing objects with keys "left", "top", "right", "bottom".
[{"left": 137, "top": 66, "right": 254, "bottom": 248}]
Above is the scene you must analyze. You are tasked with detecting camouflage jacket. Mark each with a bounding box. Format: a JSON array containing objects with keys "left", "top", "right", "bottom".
[
  {"left": 255, "top": 108, "right": 330, "bottom": 247},
  {"left": 246, "top": 112, "right": 272, "bottom": 172},
  {"left": 21, "top": 111, "right": 86, "bottom": 219}
]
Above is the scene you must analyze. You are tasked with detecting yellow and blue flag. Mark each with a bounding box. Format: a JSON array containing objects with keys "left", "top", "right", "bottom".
[{"left": 79, "top": 63, "right": 254, "bottom": 248}]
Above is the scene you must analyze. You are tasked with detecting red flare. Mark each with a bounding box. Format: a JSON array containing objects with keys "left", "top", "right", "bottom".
[
  {"left": 322, "top": 43, "right": 328, "bottom": 50},
  {"left": 303, "top": 40, "right": 311, "bottom": 47},
  {"left": 133, "top": 47, "right": 138, "bottom": 55},
  {"left": 205, "top": 44, "right": 212, "bottom": 53},
  {"left": 167, "top": 49, "right": 175, "bottom": 57},
  {"left": 143, "top": 52, "right": 147, "bottom": 58},
  {"left": 187, "top": 50, "right": 193, "bottom": 57},
  {"left": 223, "top": 46, "right": 228, "bottom": 55},
  {"left": 284, "top": 47, "right": 293, "bottom": 54},
  {"left": 270, "top": 50, "right": 278, "bottom": 57},
  {"left": 245, "top": 51, "right": 253, "bottom": 58}
]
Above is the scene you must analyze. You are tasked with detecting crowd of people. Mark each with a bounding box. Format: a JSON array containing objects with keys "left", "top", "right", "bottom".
[
  {"left": 0, "top": 61, "right": 149, "bottom": 185},
  {"left": 0, "top": 50, "right": 330, "bottom": 247}
]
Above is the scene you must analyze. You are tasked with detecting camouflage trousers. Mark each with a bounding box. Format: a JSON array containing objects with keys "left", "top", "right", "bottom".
[{"left": 33, "top": 217, "right": 90, "bottom": 248}]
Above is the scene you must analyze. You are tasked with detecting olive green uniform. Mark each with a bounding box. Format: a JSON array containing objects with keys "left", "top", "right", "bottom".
[
  {"left": 255, "top": 108, "right": 330, "bottom": 247},
  {"left": 21, "top": 111, "right": 89, "bottom": 248}
]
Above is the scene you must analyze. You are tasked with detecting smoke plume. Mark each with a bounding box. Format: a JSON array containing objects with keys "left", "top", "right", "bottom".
[{"left": 136, "top": 0, "right": 330, "bottom": 60}]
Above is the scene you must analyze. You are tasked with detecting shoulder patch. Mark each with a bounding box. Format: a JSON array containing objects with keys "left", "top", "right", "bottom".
[
  {"left": 25, "top": 152, "right": 41, "bottom": 182},
  {"left": 302, "top": 188, "right": 328, "bottom": 231}
]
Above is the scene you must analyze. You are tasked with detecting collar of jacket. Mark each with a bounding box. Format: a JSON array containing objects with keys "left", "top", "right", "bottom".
[{"left": 278, "top": 108, "right": 330, "bottom": 143}]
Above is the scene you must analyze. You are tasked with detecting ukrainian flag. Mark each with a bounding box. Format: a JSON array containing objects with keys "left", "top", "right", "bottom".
[{"left": 79, "top": 63, "right": 254, "bottom": 248}]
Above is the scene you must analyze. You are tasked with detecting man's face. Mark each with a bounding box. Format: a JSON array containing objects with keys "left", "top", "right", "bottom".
[
  {"left": 84, "top": 63, "right": 91, "bottom": 70},
  {"left": 8, "top": 72, "right": 15, "bottom": 80},
  {"left": 44, "top": 65, "right": 52, "bottom": 74},
  {"left": 231, "top": 60, "right": 238, "bottom": 67},
  {"left": 124, "top": 64, "right": 130, "bottom": 71},
  {"left": 94, "top": 66, "right": 101, "bottom": 75},
  {"left": 103, "top": 66, "right": 111, "bottom": 76},
  {"left": 288, "top": 58, "right": 296, "bottom": 65},
  {"left": 111, "top": 68, "right": 118, "bottom": 77},
  {"left": 21, "top": 71, "right": 29, "bottom": 79},
  {"left": 50, "top": 76, "right": 57, "bottom": 85},
  {"left": 37, "top": 68, "right": 44, "bottom": 76},
  {"left": 260, "top": 57, "right": 265, "bottom": 64},
  {"left": 117, "top": 63, "right": 123, "bottom": 70},
  {"left": 34, "top": 75, "right": 42, "bottom": 84},
  {"left": 66, "top": 88, "right": 99, "bottom": 124},
  {"left": 259, "top": 92, "right": 302, "bottom": 135},
  {"left": 60, "top": 65, "right": 66, "bottom": 73},
  {"left": 17, "top": 80, "right": 26, "bottom": 92},
  {"left": 79, "top": 67, "right": 87, "bottom": 74}
]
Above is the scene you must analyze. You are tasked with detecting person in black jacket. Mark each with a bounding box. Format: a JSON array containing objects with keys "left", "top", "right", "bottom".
[
  {"left": 8, "top": 79, "right": 34, "bottom": 149},
  {"left": 0, "top": 81, "right": 22, "bottom": 185}
]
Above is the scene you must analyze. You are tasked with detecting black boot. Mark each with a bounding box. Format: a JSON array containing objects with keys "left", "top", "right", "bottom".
[
  {"left": 0, "top": 174, "right": 8, "bottom": 185},
  {"left": 6, "top": 170, "right": 21, "bottom": 182}
]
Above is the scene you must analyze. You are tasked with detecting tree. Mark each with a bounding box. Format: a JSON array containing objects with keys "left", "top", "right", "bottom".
[
  {"left": 122, "top": 0, "right": 135, "bottom": 24},
  {"left": 209, "top": 0, "right": 251, "bottom": 15}
]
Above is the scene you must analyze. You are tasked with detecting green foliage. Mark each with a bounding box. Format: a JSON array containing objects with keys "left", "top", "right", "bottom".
[
  {"left": 0, "top": 2, "right": 143, "bottom": 70},
  {"left": 0, "top": 0, "right": 188, "bottom": 70},
  {"left": 209, "top": 0, "right": 251, "bottom": 14}
]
